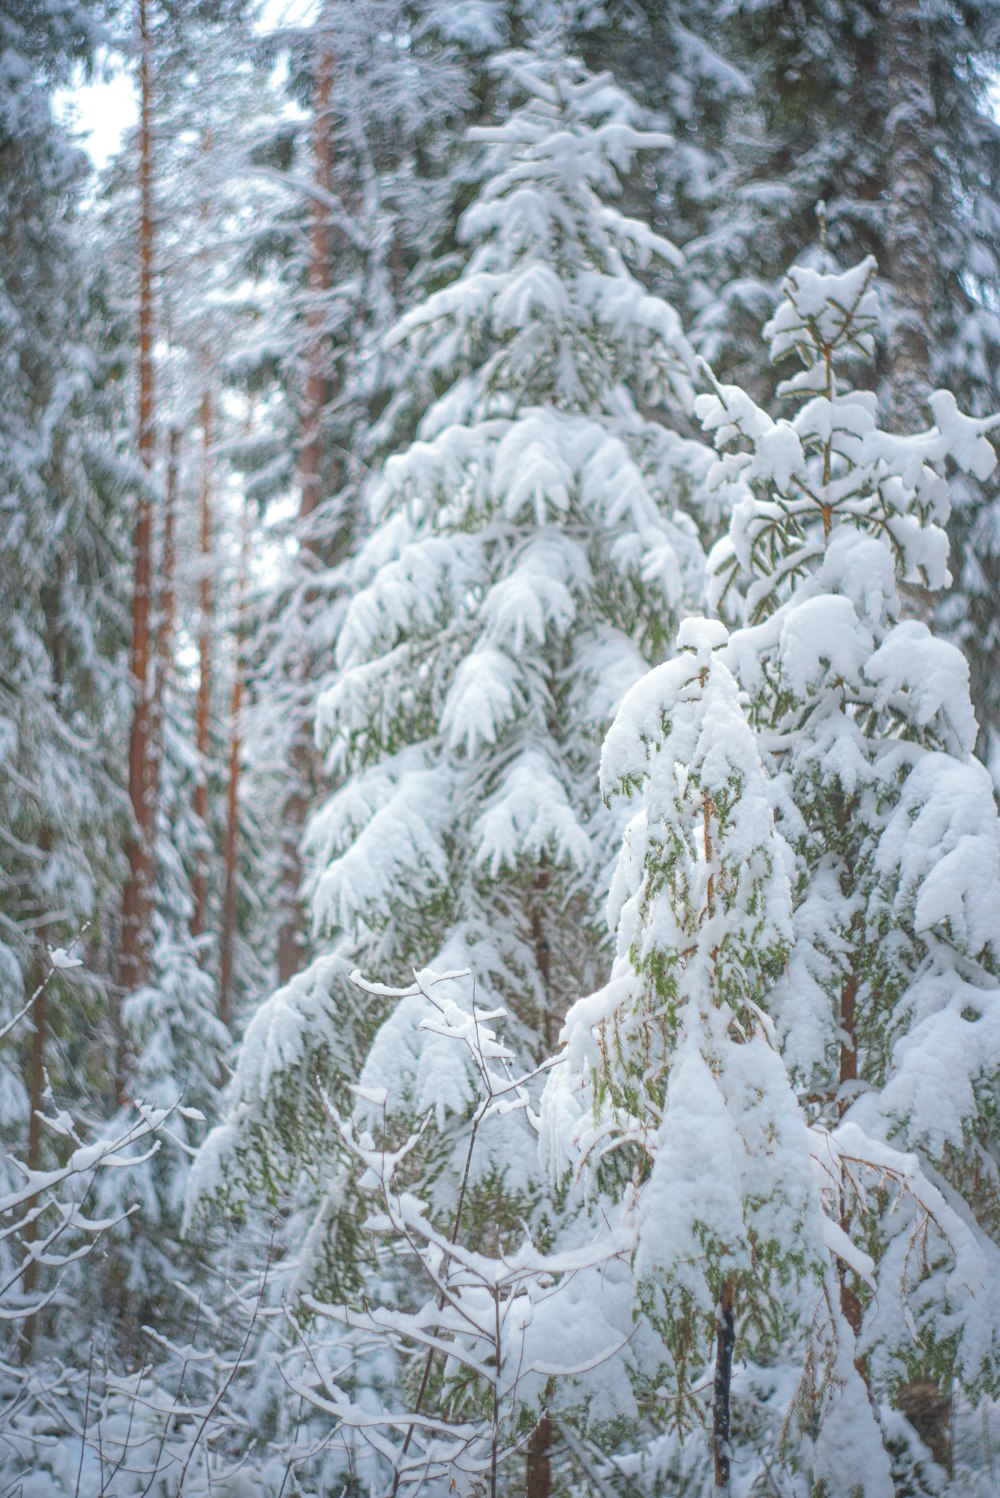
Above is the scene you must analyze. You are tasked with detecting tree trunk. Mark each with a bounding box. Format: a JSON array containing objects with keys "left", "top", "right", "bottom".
[
  {"left": 219, "top": 505, "right": 249, "bottom": 1029},
  {"left": 886, "top": 0, "right": 936, "bottom": 431},
  {"left": 20, "top": 945, "right": 49, "bottom": 1357},
  {"left": 885, "top": 12, "right": 952, "bottom": 1464},
  {"left": 299, "top": 16, "right": 335, "bottom": 524},
  {"left": 712, "top": 1277, "right": 736, "bottom": 1491},
  {"left": 276, "top": 12, "right": 335, "bottom": 983},
  {"left": 530, "top": 868, "right": 557, "bottom": 1050},
  {"left": 120, "top": 0, "right": 158, "bottom": 1027},
  {"left": 897, "top": 1379, "right": 953, "bottom": 1473},
  {"left": 149, "top": 423, "right": 179, "bottom": 824},
  {"left": 192, "top": 389, "right": 214, "bottom": 939},
  {"left": 838, "top": 964, "right": 865, "bottom": 1340},
  {"left": 526, "top": 1412, "right": 552, "bottom": 1498},
  {"left": 276, "top": 732, "right": 310, "bottom": 985}
]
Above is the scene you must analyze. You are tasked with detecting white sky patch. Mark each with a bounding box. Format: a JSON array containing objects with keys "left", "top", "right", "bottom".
[
  {"left": 54, "top": 61, "right": 136, "bottom": 170},
  {"left": 54, "top": 0, "right": 318, "bottom": 172}
]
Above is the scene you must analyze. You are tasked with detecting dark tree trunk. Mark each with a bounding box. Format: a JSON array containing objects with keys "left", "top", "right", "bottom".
[
  {"left": 526, "top": 1412, "right": 552, "bottom": 1498},
  {"left": 713, "top": 1277, "right": 735, "bottom": 1491},
  {"left": 838, "top": 962, "right": 865, "bottom": 1340},
  {"left": 885, "top": 8, "right": 952, "bottom": 1466},
  {"left": 897, "top": 1380, "right": 953, "bottom": 1474},
  {"left": 299, "top": 18, "right": 334, "bottom": 523},
  {"left": 276, "top": 729, "right": 313, "bottom": 984}
]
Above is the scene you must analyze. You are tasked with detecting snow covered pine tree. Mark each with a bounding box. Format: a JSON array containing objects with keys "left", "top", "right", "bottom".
[
  {"left": 542, "top": 255, "right": 1000, "bottom": 1494},
  {"left": 695, "top": 256, "right": 1000, "bottom": 1490}
]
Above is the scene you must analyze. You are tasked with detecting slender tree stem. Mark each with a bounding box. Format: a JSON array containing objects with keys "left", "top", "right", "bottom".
[
  {"left": 277, "top": 5, "right": 336, "bottom": 982},
  {"left": 121, "top": 0, "right": 158, "bottom": 1009},
  {"left": 192, "top": 388, "right": 214, "bottom": 939},
  {"left": 712, "top": 1277, "right": 735, "bottom": 1491}
]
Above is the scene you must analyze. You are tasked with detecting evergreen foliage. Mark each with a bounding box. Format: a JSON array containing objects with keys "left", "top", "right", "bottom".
[
  {"left": 684, "top": 0, "right": 1000, "bottom": 763},
  {"left": 0, "top": 0, "right": 131, "bottom": 1348},
  {"left": 196, "top": 41, "right": 710, "bottom": 1205},
  {"left": 2, "top": 6, "right": 1000, "bottom": 1493},
  {"left": 697, "top": 254, "right": 1000, "bottom": 1486}
]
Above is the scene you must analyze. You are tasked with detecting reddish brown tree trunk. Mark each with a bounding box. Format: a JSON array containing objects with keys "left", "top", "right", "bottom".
[
  {"left": 219, "top": 507, "right": 249, "bottom": 1029},
  {"left": 149, "top": 423, "right": 179, "bottom": 821},
  {"left": 886, "top": 0, "right": 936, "bottom": 432},
  {"left": 120, "top": 0, "right": 157, "bottom": 1037},
  {"left": 192, "top": 390, "right": 214, "bottom": 938},
  {"left": 276, "top": 15, "right": 335, "bottom": 983},
  {"left": 839, "top": 968, "right": 858, "bottom": 1114}
]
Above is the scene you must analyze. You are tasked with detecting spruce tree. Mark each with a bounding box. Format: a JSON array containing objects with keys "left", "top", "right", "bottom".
[
  {"left": 197, "top": 40, "right": 709, "bottom": 1194},
  {"left": 190, "top": 43, "right": 712, "bottom": 1491}
]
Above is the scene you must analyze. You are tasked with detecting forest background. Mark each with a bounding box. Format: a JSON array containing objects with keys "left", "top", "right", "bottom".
[{"left": 2, "top": 0, "right": 1000, "bottom": 1493}]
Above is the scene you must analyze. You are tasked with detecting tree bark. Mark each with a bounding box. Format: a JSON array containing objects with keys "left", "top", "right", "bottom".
[
  {"left": 120, "top": 0, "right": 158, "bottom": 1022},
  {"left": 149, "top": 423, "right": 179, "bottom": 825},
  {"left": 191, "top": 389, "right": 214, "bottom": 939},
  {"left": 526, "top": 1412, "right": 552, "bottom": 1498},
  {"left": 885, "top": 15, "right": 952, "bottom": 1462},
  {"left": 219, "top": 505, "right": 249, "bottom": 1028},
  {"left": 886, "top": 0, "right": 936, "bottom": 432},
  {"left": 838, "top": 962, "right": 867, "bottom": 1344},
  {"left": 20, "top": 944, "right": 49, "bottom": 1357},
  {"left": 276, "top": 12, "right": 335, "bottom": 983},
  {"left": 897, "top": 1379, "right": 953, "bottom": 1473},
  {"left": 530, "top": 868, "right": 557, "bottom": 1050},
  {"left": 299, "top": 17, "right": 335, "bottom": 524},
  {"left": 713, "top": 1277, "right": 736, "bottom": 1491}
]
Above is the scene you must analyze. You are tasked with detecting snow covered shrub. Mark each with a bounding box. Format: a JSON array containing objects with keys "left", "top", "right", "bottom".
[{"left": 287, "top": 966, "right": 629, "bottom": 1494}]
